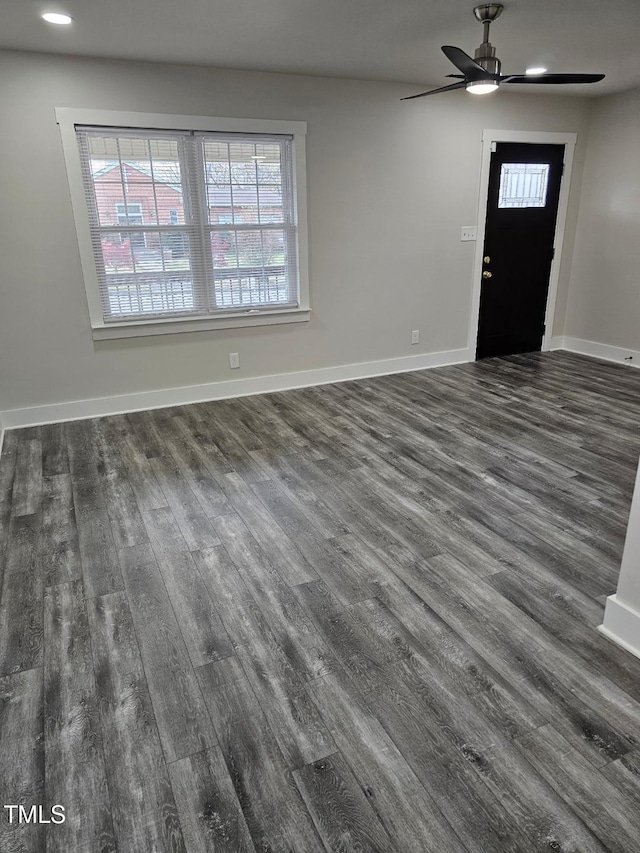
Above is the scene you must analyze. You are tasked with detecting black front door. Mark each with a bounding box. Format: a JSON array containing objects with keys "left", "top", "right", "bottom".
[{"left": 476, "top": 142, "right": 565, "bottom": 359}]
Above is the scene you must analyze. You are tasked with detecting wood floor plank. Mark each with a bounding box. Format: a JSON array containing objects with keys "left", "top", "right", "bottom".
[
  {"left": 350, "top": 463, "right": 507, "bottom": 578},
  {"left": 193, "top": 543, "right": 337, "bottom": 768},
  {"left": 125, "top": 410, "right": 171, "bottom": 460},
  {"left": 429, "top": 554, "right": 640, "bottom": 753},
  {"left": 112, "top": 415, "right": 168, "bottom": 511},
  {"left": 306, "top": 668, "right": 467, "bottom": 852},
  {"left": 196, "top": 403, "right": 271, "bottom": 483},
  {"left": 168, "top": 746, "right": 255, "bottom": 853},
  {"left": 44, "top": 581, "right": 116, "bottom": 853},
  {"left": 235, "top": 628, "right": 336, "bottom": 769},
  {"left": 102, "top": 465, "right": 150, "bottom": 550},
  {"left": 0, "top": 669, "right": 44, "bottom": 853},
  {"left": 192, "top": 545, "right": 271, "bottom": 651},
  {"left": 40, "top": 422, "right": 69, "bottom": 477},
  {"left": 0, "top": 430, "right": 19, "bottom": 587},
  {"left": 143, "top": 506, "right": 234, "bottom": 666},
  {"left": 87, "top": 591, "right": 186, "bottom": 852},
  {"left": 425, "top": 488, "right": 609, "bottom": 610},
  {"left": 252, "top": 479, "right": 385, "bottom": 604},
  {"left": 386, "top": 550, "right": 637, "bottom": 768},
  {"left": 72, "top": 478, "right": 123, "bottom": 598},
  {"left": 218, "top": 471, "right": 317, "bottom": 585},
  {"left": 388, "top": 652, "right": 609, "bottom": 853},
  {"left": 169, "top": 408, "right": 235, "bottom": 475},
  {"left": 42, "top": 474, "right": 81, "bottom": 588},
  {"left": 517, "top": 724, "right": 640, "bottom": 853},
  {"left": 295, "top": 580, "right": 407, "bottom": 680},
  {"left": 349, "top": 666, "right": 536, "bottom": 852},
  {"left": 280, "top": 452, "right": 402, "bottom": 551},
  {"left": 11, "top": 437, "right": 42, "bottom": 518},
  {"left": 156, "top": 415, "right": 230, "bottom": 518},
  {"left": 65, "top": 419, "right": 99, "bottom": 481},
  {"left": 0, "top": 514, "right": 43, "bottom": 676},
  {"left": 232, "top": 393, "right": 309, "bottom": 453},
  {"left": 119, "top": 542, "right": 216, "bottom": 763},
  {"left": 320, "top": 457, "right": 446, "bottom": 562},
  {"left": 600, "top": 749, "right": 640, "bottom": 804},
  {"left": 486, "top": 568, "right": 640, "bottom": 702},
  {"left": 368, "top": 575, "right": 548, "bottom": 740},
  {"left": 196, "top": 656, "right": 325, "bottom": 852},
  {"left": 213, "top": 511, "right": 335, "bottom": 680},
  {"left": 316, "top": 531, "right": 545, "bottom": 741},
  {"left": 149, "top": 456, "right": 221, "bottom": 551},
  {"left": 248, "top": 448, "right": 351, "bottom": 539},
  {"left": 294, "top": 752, "right": 393, "bottom": 851}
]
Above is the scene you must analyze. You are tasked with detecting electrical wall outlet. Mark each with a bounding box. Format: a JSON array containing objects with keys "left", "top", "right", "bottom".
[
  {"left": 460, "top": 226, "right": 477, "bottom": 241},
  {"left": 411, "top": 330, "right": 419, "bottom": 345},
  {"left": 229, "top": 352, "right": 240, "bottom": 369}
]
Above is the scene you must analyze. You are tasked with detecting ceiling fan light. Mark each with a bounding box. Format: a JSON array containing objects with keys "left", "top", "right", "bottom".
[{"left": 466, "top": 80, "right": 499, "bottom": 94}]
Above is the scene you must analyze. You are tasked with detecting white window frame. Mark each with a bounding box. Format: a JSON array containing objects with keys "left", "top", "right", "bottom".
[{"left": 56, "top": 108, "right": 310, "bottom": 340}]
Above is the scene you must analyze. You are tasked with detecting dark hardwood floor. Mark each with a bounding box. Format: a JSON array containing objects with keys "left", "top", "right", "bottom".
[{"left": 1, "top": 351, "right": 640, "bottom": 852}]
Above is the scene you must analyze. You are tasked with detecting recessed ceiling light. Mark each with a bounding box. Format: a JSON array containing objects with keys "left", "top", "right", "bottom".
[
  {"left": 42, "top": 12, "right": 73, "bottom": 25},
  {"left": 525, "top": 66, "right": 548, "bottom": 76}
]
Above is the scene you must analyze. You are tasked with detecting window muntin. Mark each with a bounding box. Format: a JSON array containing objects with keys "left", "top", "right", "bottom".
[
  {"left": 77, "top": 127, "right": 299, "bottom": 323},
  {"left": 498, "top": 163, "right": 550, "bottom": 208}
]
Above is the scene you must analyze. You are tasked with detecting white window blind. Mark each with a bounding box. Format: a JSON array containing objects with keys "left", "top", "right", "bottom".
[{"left": 76, "top": 126, "right": 299, "bottom": 323}]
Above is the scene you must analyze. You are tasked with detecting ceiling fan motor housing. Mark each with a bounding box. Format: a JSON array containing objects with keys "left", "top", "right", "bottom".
[
  {"left": 473, "top": 4, "right": 504, "bottom": 77},
  {"left": 474, "top": 42, "right": 501, "bottom": 76}
]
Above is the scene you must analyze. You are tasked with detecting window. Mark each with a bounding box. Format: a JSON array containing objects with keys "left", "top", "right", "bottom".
[
  {"left": 498, "top": 163, "right": 550, "bottom": 208},
  {"left": 57, "top": 110, "right": 309, "bottom": 338},
  {"left": 115, "top": 203, "right": 146, "bottom": 249}
]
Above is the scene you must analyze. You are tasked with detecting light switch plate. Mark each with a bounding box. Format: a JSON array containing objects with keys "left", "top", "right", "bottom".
[{"left": 461, "top": 226, "right": 477, "bottom": 241}]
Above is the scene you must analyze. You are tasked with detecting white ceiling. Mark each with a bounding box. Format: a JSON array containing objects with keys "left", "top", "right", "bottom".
[{"left": 2, "top": 0, "right": 639, "bottom": 96}]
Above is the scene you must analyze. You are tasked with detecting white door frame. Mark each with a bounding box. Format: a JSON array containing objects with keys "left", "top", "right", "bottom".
[{"left": 467, "top": 129, "right": 577, "bottom": 359}]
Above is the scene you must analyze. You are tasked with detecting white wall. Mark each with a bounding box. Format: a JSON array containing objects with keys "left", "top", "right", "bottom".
[
  {"left": 0, "top": 50, "right": 592, "bottom": 416},
  {"left": 565, "top": 87, "right": 640, "bottom": 350},
  {"left": 601, "top": 463, "right": 640, "bottom": 659}
]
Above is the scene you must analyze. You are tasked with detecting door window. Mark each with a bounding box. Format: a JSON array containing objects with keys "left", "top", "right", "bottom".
[{"left": 498, "top": 163, "right": 550, "bottom": 208}]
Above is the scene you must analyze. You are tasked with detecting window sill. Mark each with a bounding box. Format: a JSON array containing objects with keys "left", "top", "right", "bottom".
[{"left": 91, "top": 307, "right": 310, "bottom": 340}]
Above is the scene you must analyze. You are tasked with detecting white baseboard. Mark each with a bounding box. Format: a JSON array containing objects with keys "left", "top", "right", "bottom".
[
  {"left": 548, "top": 336, "right": 565, "bottom": 351},
  {"left": 598, "top": 595, "right": 640, "bottom": 661},
  {"left": 550, "top": 336, "right": 640, "bottom": 367},
  {"left": 0, "top": 347, "right": 469, "bottom": 430},
  {"left": 1, "top": 336, "right": 635, "bottom": 434}
]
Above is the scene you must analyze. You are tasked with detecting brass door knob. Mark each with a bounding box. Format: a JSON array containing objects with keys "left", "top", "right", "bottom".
[
  {"left": 484, "top": 255, "right": 491, "bottom": 263},
  {"left": 482, "top": 270, "right": 493, "bottom": 279}
]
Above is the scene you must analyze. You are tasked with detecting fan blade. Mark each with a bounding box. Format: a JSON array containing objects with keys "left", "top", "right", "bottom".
[
  {"left": 501, "top": 73, "right": 605, "bottom": 85},
  {"left": 442, "top": 45, "right": 487, "bottom": 79},
  {"left": 445, "top": 74, "right": 465, "bottom": 79},
  {"left": 401, "top": 81, "right": 467, "bottom": 100}
]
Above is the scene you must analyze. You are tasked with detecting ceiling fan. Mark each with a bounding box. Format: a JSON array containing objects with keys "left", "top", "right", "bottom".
[{"left": 403, "top": 4, "right": 604, "bottom": 100}]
